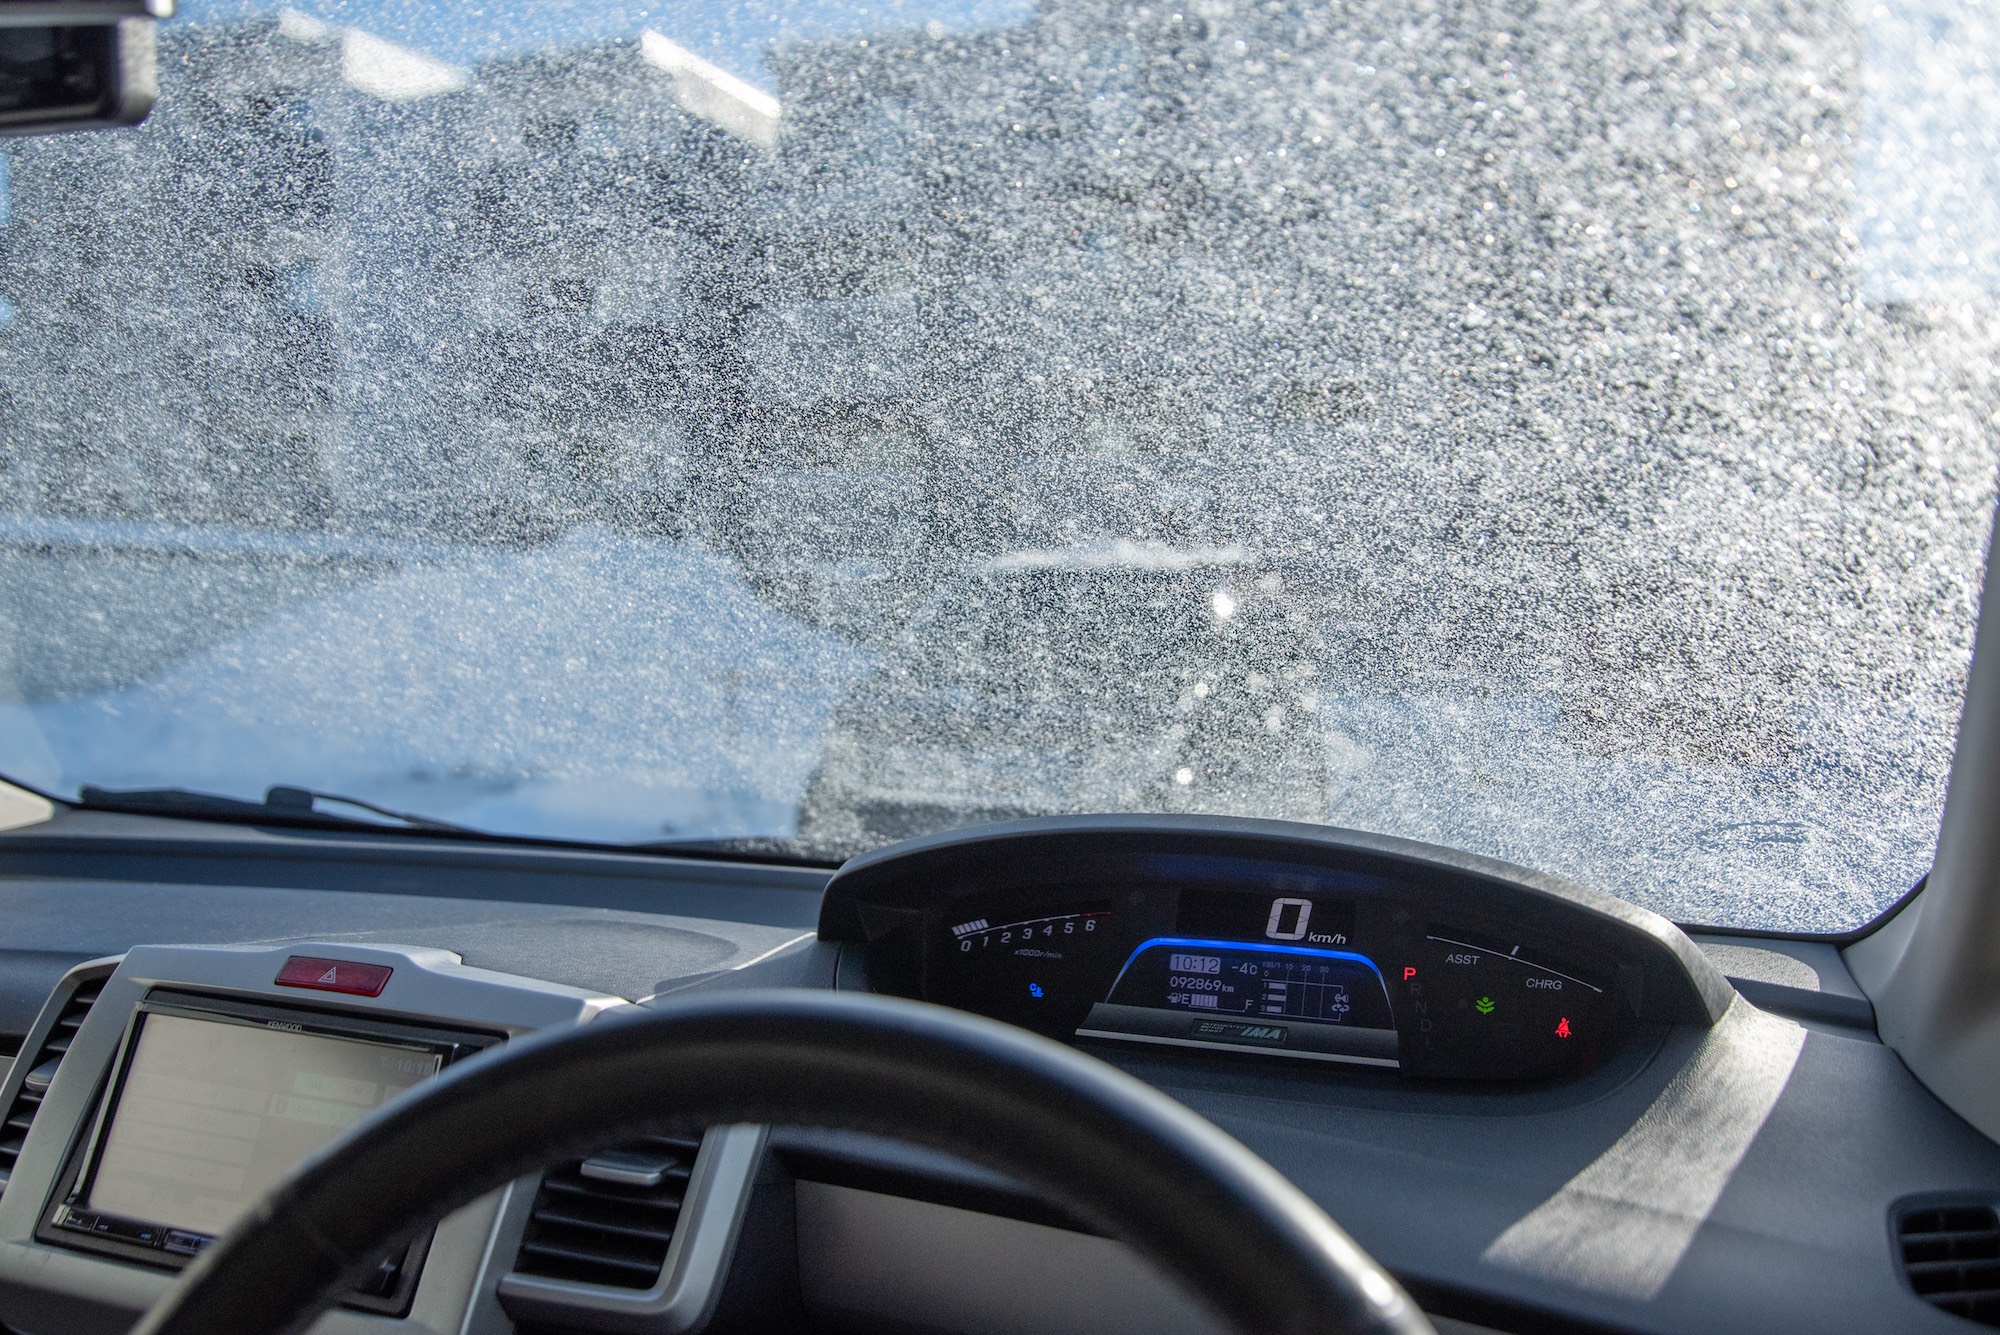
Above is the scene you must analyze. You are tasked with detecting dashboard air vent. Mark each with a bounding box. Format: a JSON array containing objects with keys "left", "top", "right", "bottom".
[
  {"left": 0, "top": 973, "right": 108, "bottom": 1197},
  {"left": 1899, "top": 1200, "right": 2000, "bottom": 1326},
  {"left": 511, "top": 1134, "right": 703, "bottom": 1290}
]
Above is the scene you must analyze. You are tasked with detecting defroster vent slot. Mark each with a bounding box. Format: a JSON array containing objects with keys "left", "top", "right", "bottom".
[{"left": 1898, "top": 1197, "right": 2000, "bottom": 1326}]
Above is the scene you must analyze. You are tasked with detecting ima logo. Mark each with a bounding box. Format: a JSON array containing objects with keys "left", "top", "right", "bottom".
[{"left": 1193, "top": 1020, "right": 1288, "bottom": 1046}]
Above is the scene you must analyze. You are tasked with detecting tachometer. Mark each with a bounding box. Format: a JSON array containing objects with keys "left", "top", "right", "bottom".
[
  {"left": 926, "top": 905, "right": 1123, "bottom": 1039},
  {"left": 948, "top": 909, "right": 1110, "bottom": 953}
]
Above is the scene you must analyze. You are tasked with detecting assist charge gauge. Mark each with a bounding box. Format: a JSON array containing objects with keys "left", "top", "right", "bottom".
[{"left": 1396, "top": 927, "right": 1611, "bottom": 1079}]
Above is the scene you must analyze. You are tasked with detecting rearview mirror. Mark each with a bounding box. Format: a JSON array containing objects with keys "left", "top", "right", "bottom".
[{"left": 0, "top": 1, "right": 174, "bottom": 138}]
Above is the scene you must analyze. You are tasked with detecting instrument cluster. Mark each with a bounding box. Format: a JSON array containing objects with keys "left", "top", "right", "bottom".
[{"left": 819, "top": 817, "right": 1733, "bottom": 1082}]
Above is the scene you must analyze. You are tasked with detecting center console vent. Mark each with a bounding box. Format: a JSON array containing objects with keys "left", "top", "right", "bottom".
[
  {"left": 511, "top": 1134, "right": 703, "bottom": 1290},
  {"left": 0, "top": 964, "right": 114, "bottom": 1198},
  {"left": 498, "top": 1125, "right": 764, "bottom": 1332},
  {"left": 1897, "top": 1196, "right": 2000, "bottom": 1326}
]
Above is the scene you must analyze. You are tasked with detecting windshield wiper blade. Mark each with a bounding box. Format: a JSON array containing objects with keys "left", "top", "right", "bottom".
[
  {"left": 61, "top": 783, "right": 837, "bottom": 864},
  {"left": 625, "top": 833, "right": 826, "bottom": 861},
  {"left": 74, "top": 784, "right": 476, "bottom": 834}
]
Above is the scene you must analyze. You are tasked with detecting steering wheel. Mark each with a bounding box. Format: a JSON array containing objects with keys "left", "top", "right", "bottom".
[{"left": 131, "top": 990, "right": 1435, "bottom": 1335}]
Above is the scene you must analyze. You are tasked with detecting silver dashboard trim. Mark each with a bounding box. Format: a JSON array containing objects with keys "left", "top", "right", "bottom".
[
  {"left": 496, "top": 1123, "right": 766, "bottom": 1332},
  {"left": 0, "top": 941, "right": 627, "bottom": 1335}
]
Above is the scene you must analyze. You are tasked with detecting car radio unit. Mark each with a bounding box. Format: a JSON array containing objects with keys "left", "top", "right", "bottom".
[{"left": 36, "top": 988, "right": 499, "bottom": 1316}]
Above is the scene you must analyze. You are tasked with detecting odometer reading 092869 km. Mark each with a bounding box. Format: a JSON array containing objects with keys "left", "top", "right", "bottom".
[
  {"left": 1161, "top": 950, "right": 1360, "bottom": 1024},
  {"left": 1077, "top": 936, "right": 1401, "bottom": 1067}
]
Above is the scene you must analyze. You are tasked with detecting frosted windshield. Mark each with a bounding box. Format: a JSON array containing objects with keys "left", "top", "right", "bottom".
[{"left": 1, "top": 0, "right": 1996, "bottom": 931}]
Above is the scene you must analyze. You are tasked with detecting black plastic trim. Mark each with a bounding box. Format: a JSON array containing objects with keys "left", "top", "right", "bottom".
[
  {"left": 0, "top": 810, "right": 828, "bottom": 926},
  {"left": 771, "top": 1128, "right": 1093, "bottom": 1236},
  {"left": 1729, "top": 978, "right": 1877, "bottom": 1032},
  {"left": 1398, "top": 1274, "right": 1632, "bottom": 1335}
]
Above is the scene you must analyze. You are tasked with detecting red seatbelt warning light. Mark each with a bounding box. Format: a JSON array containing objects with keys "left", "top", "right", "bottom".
[
  {"left": 1555, "top": 1017, "right": 1572, "bottom": 1039},
  {"left": 1402, "top": 966, "right": 1417, "bottom": 981}
]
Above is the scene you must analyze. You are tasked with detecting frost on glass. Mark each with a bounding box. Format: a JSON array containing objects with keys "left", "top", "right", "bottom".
[{"left": 0, "top": 0, "right": 1995, "bottom": 930}]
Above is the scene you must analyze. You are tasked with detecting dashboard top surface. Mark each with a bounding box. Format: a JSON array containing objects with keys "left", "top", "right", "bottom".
[{"left": 0, "top": 810, "right": 1986, "bottom": 1335}]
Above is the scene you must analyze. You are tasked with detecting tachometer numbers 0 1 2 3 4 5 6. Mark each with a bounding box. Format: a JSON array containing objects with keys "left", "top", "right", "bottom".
[
  {"left": 930, "top": 906, "right": 1121, "bottom": 1040},
  {"left": 949, "top": 910, "right": 1109, "bottom": 952}
]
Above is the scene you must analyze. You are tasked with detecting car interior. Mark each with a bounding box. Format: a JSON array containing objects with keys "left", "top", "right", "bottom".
[{"left": 2, "top": 0, "right": 1999, "bottom": 1332}]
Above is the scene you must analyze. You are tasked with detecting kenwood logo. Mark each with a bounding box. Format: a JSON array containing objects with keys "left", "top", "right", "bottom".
[{"left": 266, "top": 1021, "right": 303, "bottom": 1032}]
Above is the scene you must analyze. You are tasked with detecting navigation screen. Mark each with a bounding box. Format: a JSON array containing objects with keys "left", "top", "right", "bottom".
[{"left": 81, "top": 1013, "right": 442, "bottom": 1240}]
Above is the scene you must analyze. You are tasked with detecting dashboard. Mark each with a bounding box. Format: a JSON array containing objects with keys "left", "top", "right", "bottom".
[
  {"left": 819, "top": 815, "right": 1730, "bottom": 1082},
  {"left": 0, "top": 807, "right": 1989, "bottom": 1335}
]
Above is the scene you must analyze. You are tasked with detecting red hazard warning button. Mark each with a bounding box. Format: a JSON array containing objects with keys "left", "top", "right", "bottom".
[{"left": 275, "top": 956, "right": 393, "bottom": 997}]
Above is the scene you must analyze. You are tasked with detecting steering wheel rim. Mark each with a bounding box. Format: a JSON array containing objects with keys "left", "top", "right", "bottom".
[{"left": 131, "top": 990, "right": 1434, "bottom": 1335}]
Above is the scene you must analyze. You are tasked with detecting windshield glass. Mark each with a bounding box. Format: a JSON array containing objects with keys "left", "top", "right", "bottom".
[{"left": 2, "top": 0, "right": 1995, "bottom": 931}]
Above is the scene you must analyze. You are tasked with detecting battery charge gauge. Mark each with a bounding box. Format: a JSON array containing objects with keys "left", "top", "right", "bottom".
[{"left": 1397, "top": 928, "right": 1612, "bottom": 1079}]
